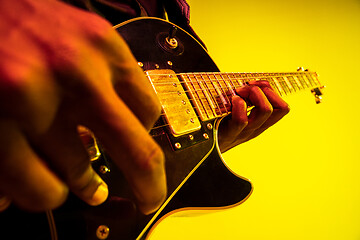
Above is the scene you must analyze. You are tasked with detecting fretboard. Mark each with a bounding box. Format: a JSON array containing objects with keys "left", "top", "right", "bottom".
[
  {"left": 178, "top": 71, "right": 321, "bottom": 121},
  {"left": 147, "top": 70, "right": 321, "bottom": 136}
]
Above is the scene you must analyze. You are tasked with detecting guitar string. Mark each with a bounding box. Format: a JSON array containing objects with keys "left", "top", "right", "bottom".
[
  {"left": 153, "top": 83, "right": 237, "bottom": 118},
  {"left": 154, "top": 105, "right": 230, "bottom": 122},
  {"left": 145, "top": 72, "right": 318, "bottom": 80},
  {"left": 151, "top": 76, "right": 233, "bottom": 131},
  {"left": 147, "top": 74, "right": 319, "bottom": 131},
  {"left": 146, "top": 74, "right": 319, "bottom": 92},
  {"left": 147, "top": 79, "right": 320, "bottom": 88},
  {"left": 145, "top": 71, "right": 318, "bottom": 76},
  {"left": 143, "top": 72, "right": 317, "bottom": 130},
  {"left": 146, "top": 74, "right": 318, "bottom": 86},
  {"left": 149, "top": 79, "right": 315, "bottom": 89},
  {"left": 147, "top": 76, "right": 315, "bottom": 98},
  {"left": 150, "top": 107, "right": 242, "bottom": 132},
  {"left": 149, "top": 85, "right": 314, "bottom": 132}
]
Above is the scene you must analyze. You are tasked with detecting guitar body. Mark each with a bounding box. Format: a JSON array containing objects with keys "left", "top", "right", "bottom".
[{"left": 0, "top": 18, "right": 252, "bottom": 240}]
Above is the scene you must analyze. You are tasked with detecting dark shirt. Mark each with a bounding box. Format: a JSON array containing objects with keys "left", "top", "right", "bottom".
[
  {"left": 62, "top": 0, "right": 188, "bottom": 26},
  {"left": 61, "top": 0, "right": 204, "bottom": 46}
]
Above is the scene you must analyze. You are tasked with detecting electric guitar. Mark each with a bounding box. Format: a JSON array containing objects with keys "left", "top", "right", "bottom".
[{"left": 0, "top": 17, "right": 323, "bottom": 240}]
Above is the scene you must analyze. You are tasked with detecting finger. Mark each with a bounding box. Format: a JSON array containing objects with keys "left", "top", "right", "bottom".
[
  {"left": 0, "top": 120, "right": 68, "bottom": 211},
  {"left": 235, "top": 86, "right": 273, "bottom": 130},
  {"left": 245, "top": 81, "right": 289, "bottom": 128},
  {"left": 245, "top": 87, "right": 290, "bottom": 140},
  {"left": 0, "top": 195, "right": 11, "bottom": 212},
  {"left": 262, "top": 87, "right": 290, "bottom": 110},
  {"left": 247, "top": 80, "right": 273, "bottom": 90},
  {"left": 98, "top": 31, "right": 161, "bottom": 130},
  {"left": 218, "top": 96, "right": 248, "bottom": 147},
  {"left": 83, "top": 88, "right": 166, "bottom": 215},
  {"left": 26, "top": 116, "right": 108, "bottom": 207},
  {"left": 254, "top": 87, "right": 289, "bottom": 130},
  {"left": 112, "top": 65, "right": 161, "bottom": 130}
]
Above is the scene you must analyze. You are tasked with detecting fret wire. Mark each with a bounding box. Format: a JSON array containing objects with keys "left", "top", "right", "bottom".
[
  {"left": 222, "top": 73, "right": 235, "bottom": 113},
  {"left": 273, "top": 77, "right": 284, "bottom": 95},
  {"left": 268, "top": 75, "right": 284, "bottom": 96},
  {"left": 278, "top": 76, "right": 290, "bottom": 95},
  {"left": 305, "top": 73, "right": 316, "bottom": 87},
  {"left": 302, "top": 74, "right": 311, "bottom": 88},
  {"left": 269, "top": 73, "right": 286, "bottom": 96},
  {"left": 219, "top": 74, "right": 232, "bottom": 106},
  {"left": 191, "top": 73, "right": 213, "bottom": 120},
  {"left": 285, "top": 76, "right": 300, "bottom": 92},
  {"left": 195, "top": 74, "right": 216, "bottom": 118},
  {"left": 214, "top": 75, "right": 228, "bottom": 116},
  {"left": 288, "top": 76, "right": 301, "bottom": 91},
  {"left": 296, "top": 75, "right": 308, "bottom": 88},
  {"left": 291, "top": 74, "right": 305, "bottom": 89},
  {"left": 190, "top": 74, "right": 211, "bottom": 120},
  {"left": 226, "top": 73, "right": 237, "bottom": 93},
  {"left": 302, "top": 74, "right": 312, "bottom": 87},
  {"left": 283, "top": 76, "right": 295, "bottom": 93},
  {"left": 209, "top": 73, "right": 228, "bottom": 114},
  {"left": 234, "top": 72, "right": 247, "bottom": 87},
  {"left": 184, "top": 73, "right": 208, "bottom": 120},
  {"left": 231, "top": 73, "right": 241, "bottom": 88},
  {"left": 267, "top": 78, "right": 279, "bottom": 95},
  {"left": 236, "top": 73, "right": 246, "bottom": 87},
  {"left": 270, "top": 74, "right": 285, "bottom": 96},
  {"left": 304, "top": 75, "right": 311, "bottom": 87},
  {"left": 302, "top": 73, "right": 312, "bottom": 87},
  {"left": 202, "top": 73, "right": 223, "bottom": 117},
  {"left": 214, "top": 73, "right": 230, "bottom": 114}
]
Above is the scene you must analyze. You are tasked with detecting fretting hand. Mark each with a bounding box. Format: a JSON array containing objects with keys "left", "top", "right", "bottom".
[{"left": 218, "top": 81, "right": 290, "bottom": 152}]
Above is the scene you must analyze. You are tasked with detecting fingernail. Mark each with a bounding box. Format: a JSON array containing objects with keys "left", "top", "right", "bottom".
[
  {"left": 0, "top": 196, "right": 11, "bottom": 212},
  {"left": 89, "top": 182, "right": 108, "bottom": 206}
]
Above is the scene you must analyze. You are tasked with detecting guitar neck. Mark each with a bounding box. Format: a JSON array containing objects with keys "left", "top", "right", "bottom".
[
  {"left": 178, "top": 71, "right": 321, "bottom": 121},
  {"left": 147, "top": 70, "right": 321, "bottom": 136}
]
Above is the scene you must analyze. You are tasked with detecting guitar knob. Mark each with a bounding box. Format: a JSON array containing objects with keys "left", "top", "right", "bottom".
[
  {"left": 165, "top": 25, "right": 178, "bottom": 49},
  {"left": 165, "top": 36, "right": 178, "bottom": 49}
]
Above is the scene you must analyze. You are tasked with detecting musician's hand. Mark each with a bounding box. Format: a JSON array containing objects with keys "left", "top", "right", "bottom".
[
  {"left": 0, "top": 0, "right": 166, "bottom": 214},
  {"left": 218, "top": 81, "right": 290, "bottom": 152}
]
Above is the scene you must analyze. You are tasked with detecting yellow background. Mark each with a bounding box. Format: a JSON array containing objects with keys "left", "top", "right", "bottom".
[{"left": 151, "top": 0, "right": 360, "bottom": 239}]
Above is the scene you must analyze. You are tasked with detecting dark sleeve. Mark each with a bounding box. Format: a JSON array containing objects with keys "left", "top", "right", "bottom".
[
  {"left": 62, "top": 0, "right": 206, "bottom": 47},
  {"left": 162, "top": 0, "right": 206, "bottom": 48},
  {"left": 61, "top": 0, "right": 142, "bottom": 23}
]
